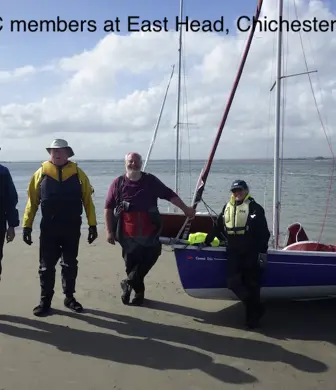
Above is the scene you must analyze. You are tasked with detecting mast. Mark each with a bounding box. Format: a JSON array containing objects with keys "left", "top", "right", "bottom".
[
  {"left": 143, "top": 65, "right": 175, "bottom": 172},
  {"left": 273, "top": 0, "right": 283, "bottom": 249},
  {"left": 174, "top": 0, "right": 183, "bottom": 194},
  {"left": 179, "top": 0, "right": 264, "bottom": 239}
]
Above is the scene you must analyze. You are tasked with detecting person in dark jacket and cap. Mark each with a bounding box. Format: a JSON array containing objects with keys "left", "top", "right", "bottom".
[
  {"left": 203, "top": 179, "right": 270, "bottom": 329},
  {"left": 22, "top": 139, "right": 98, "bottom": 317},
  {"left": 0, "top": 148, "right": 20, "bottom": 278}
]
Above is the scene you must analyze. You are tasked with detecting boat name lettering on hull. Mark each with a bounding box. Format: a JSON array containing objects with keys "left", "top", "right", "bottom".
[{"left": 193, "top": 256, "right": 225, "bottom": 261}]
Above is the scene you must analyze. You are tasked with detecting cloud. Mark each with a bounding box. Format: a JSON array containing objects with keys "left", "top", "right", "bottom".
[
  {"left": 0, "top": 65, "right": 38, "bottom": 83},
  {"left": 0, "top": 64, "right": 55, "bottom": 83},
  {"left": 0, "top": 0, "right": 335, "bottom": 161}
]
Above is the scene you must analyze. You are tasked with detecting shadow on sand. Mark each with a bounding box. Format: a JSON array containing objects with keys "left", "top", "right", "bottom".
[
  {"left": 142, "top": 297, "right": 336, "bottom": 344},
  {"left": 0, "top": 298, "right": 329, "bottom": 385},
  {"left": 0, "top": 313, "right": 256, "bottom": 385}
]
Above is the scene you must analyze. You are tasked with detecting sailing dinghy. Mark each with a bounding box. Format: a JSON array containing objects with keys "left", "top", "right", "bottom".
[{"left": 159, "top": 0, "right": 336, "bottom": 301}]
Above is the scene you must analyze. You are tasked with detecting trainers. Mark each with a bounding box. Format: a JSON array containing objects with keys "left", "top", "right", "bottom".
[
  {"left": 245, "top": 303, "right": 265, "bottom": 329},
  {"left": 64, "top": 296, "right": 83, "bottom": 313},
  {"left": 33, "top": 302, "right": 51, "bottom": 317},
  {"left": 120, "top": 280, "right": 132, "bottom": 305},
  {"left": 131, "top": 292, "right": 144, "bottom": 306}
]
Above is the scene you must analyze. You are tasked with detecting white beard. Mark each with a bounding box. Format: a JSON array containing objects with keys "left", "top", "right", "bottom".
[{"left": 126, "top": 168, "right": 141, "bottom": 180}]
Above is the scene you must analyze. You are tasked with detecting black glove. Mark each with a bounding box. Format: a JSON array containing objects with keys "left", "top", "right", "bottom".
[
  {"left": 88, "top": 226, "right": 98, "bottom": 244},
  {"left": 258, "top": 253, "right": 268, "bottom": 268},
  {"left": 197, "top": 242, "right": 207, "bottom": 250},
  {"left": 23, "top": 227, "right": 33, "bottom": 245}
]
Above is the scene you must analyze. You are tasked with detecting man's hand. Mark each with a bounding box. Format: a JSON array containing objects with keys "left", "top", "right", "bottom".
[
  {"left": 258, "top": 253, "right": 268, "bottom": 268},
  {"left": 6, "top": 227, "right": 15, "bottom": 243},
  {"left": 197, "top": 242, "right": 206, "bottom": 250},
  {"left": 23, "top": 227, "right": 33, "bottom": 245},
  {"left": 183, "top": 206, "right": 196, "bottom": 219},
  {"left": 169, "top": 196, "right": 196, "bottom": 219},
  {"left": 106, "top": 231, "right": 115, "bottom": 245},
  {"left": 88, "top": 226, "right": 98, "bottom": 244}
]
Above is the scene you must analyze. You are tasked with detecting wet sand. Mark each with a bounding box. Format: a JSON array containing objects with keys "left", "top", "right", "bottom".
[{"left": 0, "top": 232, "right": 335, "bottom": 389}]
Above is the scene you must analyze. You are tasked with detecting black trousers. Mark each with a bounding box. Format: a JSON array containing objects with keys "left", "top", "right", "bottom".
[
  {"left": 0, "top": 223, "right": 5, "bottom": 277},
  {"left": 122, "top": 243, "right": 162, "bottom": 294},
  {"left": 39, "top": 226, "right": 81, "bottom": 303},
  {"left": 226, "top": 250, "right": 263, "bottom": 309}
]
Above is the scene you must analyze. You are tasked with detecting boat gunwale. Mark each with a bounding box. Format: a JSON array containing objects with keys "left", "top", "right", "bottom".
[{"left": 167, "top": 243, "right": 336, "bottom": 257}]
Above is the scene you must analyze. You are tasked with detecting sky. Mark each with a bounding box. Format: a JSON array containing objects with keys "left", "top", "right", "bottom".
[{"left": 0, "top": 0, "right": 336, "bottom": 161}]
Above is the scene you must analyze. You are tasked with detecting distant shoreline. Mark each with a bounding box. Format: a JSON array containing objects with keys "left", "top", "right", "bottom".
[{"left": 0, "top": 157, "right": 333, "bottom": 163}]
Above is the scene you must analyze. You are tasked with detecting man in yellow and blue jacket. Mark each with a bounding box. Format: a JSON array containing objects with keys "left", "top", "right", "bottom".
[{"left": 22, "top": 139, "right": 98, "bottom": 317}]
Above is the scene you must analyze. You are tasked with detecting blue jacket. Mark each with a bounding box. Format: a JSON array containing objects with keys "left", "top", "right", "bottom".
[{"left": 0, "top": 164, "right": 20, "bottom": 228}]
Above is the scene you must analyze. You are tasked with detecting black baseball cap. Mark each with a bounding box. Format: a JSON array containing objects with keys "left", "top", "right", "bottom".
[{"left": 230, "top": 179, "right": 248, "bottom": 191}]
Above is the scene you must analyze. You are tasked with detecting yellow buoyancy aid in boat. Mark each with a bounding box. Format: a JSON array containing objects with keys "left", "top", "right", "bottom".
[
  {"left": 188, "top": 232, "right": 220, "bottom": 247},
  {"left": 223, "top": 194, "right": 252, "bottom": 235}
]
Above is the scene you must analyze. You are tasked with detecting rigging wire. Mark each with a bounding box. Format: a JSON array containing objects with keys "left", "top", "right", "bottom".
[
  {"left": 180, "top": 25, "right": 192, "bottom": 202},
  {"left": 279, "top": 0, "right": 290, "bottom": 206},
  {"left": 197, "top": 25, "right": 259, "bottom": 213},
  {"left": 181, "top": 26, "right": 193, "bottom": 204},
  {"left": 264, "top": 19, "right": 277, "bottom": 212},
  {"left": 175, "top": 0, "right": 192, "bottom": 204},
  {"left": 293, "top": 0, "right": 335, "bottom": 242}
]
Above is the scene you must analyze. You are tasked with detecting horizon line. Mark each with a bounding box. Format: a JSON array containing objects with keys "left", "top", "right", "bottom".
[{"left": 0, "top": 156, "right": 332, "bottom": 163}]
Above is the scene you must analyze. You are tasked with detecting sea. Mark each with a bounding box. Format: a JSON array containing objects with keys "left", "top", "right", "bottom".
[{"left": 1, "top": 159, "right": 335, "bottom": 245}]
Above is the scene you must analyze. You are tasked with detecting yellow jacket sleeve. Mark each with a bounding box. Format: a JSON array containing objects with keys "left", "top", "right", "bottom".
[
  {"left": 77, "top": 167, "right": 97, "bottom": 226},
  {"left": 22, "top": 168, "right": 43, "bottom": 229}
]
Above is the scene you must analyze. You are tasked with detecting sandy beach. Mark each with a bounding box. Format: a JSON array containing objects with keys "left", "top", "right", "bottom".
[{"left": 0, "top": 232, "right": 335, "bottom": 390}]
